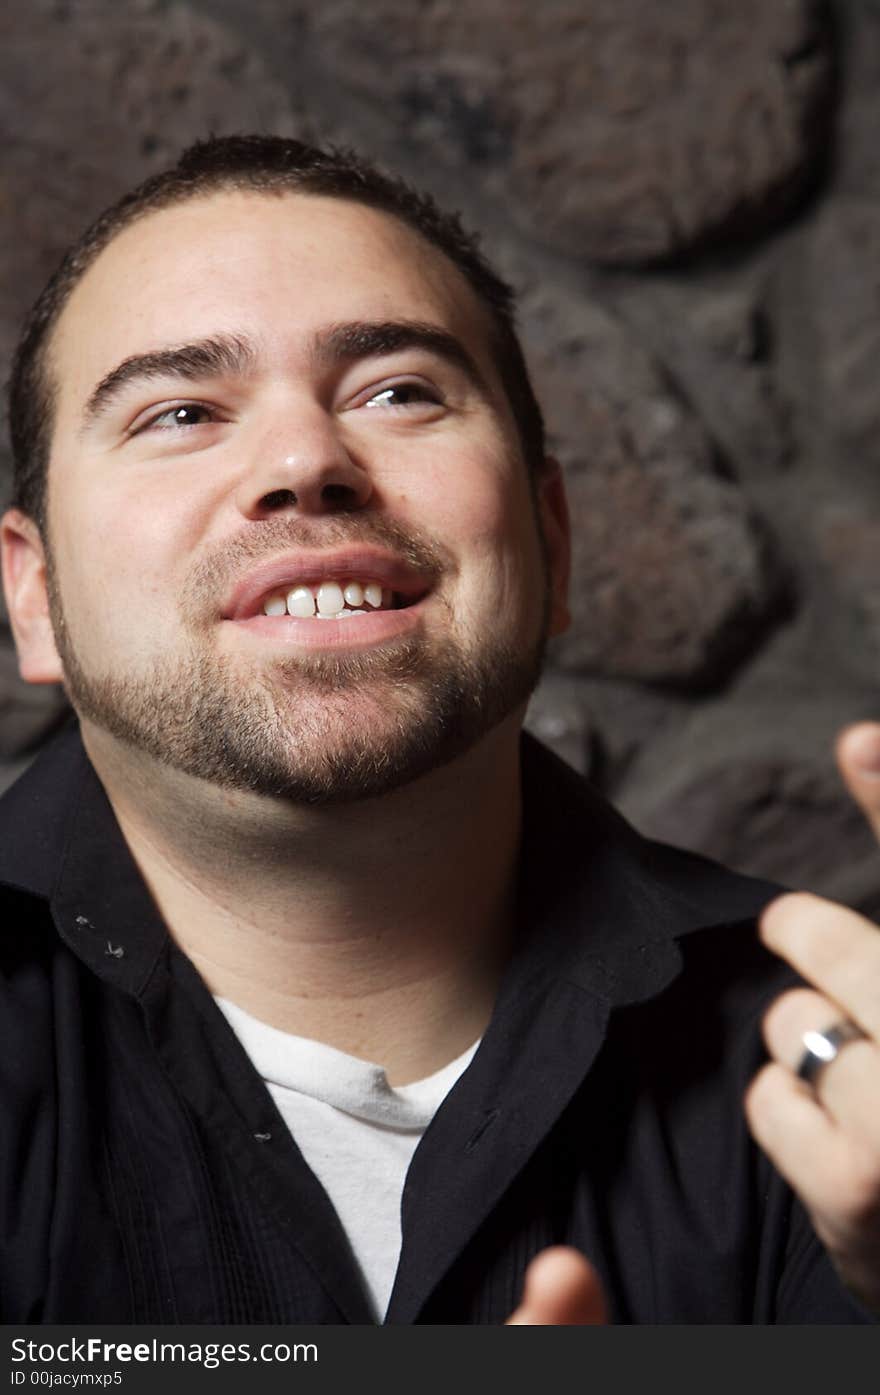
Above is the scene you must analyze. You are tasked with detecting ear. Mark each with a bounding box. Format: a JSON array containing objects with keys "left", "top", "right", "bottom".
[
  {"left": 0, "top": 508, "right": 64, "bottom": 684},
  {"left": 534, "top": 457, "right": 571, "bottom": 638}
]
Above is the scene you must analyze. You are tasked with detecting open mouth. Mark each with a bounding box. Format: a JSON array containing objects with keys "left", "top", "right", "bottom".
[
  {"left": 221, "top": 550, "right": 435, "bottom": 649},
  {"left": 257, "top": 577, "right": 422, "bottom": 621}
]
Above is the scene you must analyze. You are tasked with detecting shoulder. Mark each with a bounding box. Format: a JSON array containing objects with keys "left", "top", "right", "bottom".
[
  {"left": 0, "top": 718, "right": 88, "bottom": 904},
  {"left": 0, "top": 722, "right": 95, "bottom": 1015},
  {"left": 0, "top": 883, "right": 74, "bottom": 1029}
]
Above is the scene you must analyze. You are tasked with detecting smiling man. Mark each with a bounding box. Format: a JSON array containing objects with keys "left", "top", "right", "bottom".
[{"left": 0, "top": 136, "right": 878, "bottom": 1326}]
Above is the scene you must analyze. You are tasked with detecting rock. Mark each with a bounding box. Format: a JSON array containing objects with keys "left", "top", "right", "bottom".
[
  {"left": 555, "top": 463, "right": 774, "bottom": 685},
  {"left": 0, "top": 0, "right": 301, "bottom": 366},
  {"left": 612, "top": 281, "right": 793, "bottom": 483},
  {"left": 628, "top": 755, "right": 880, "bottom": 915},
  {"left": 817, "top": 513, "right": 880, "bottom": 594},
  {"left": 308, "top": 0, "right": 832, "bottom": 265},
  {"left": 831, "top": 0, "right": 880, "bottom": 200},
  {"left": 0, "top": 452, "right": 11, "bottom": 585},
  {"left": 815, "top": 511, "right": 880, "bottom": 669},
  {"left": 524, "top": 672, "right": 595, "bottom": 775},
  {"left": 0, "top": 637, "right": 69, "bottom": 759},
  {"left": 809, "top": 199, "right": 880, "bottom": 468},
  {"left": 567, "top": 676, "right": 689, "bottom": 794},
  {"left": 614, "top": 694, "right": 880, "bottom": 914},
  {"left": 514, "top": 273, "right": 782, "bottom": 685}
]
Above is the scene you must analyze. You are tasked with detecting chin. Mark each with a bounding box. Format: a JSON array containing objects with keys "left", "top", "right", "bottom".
[{"left": 58, "top": 620, "right": 548, "bottom": 807}]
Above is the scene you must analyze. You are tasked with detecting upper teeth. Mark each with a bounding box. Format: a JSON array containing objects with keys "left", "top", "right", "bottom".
[{"left": 262, "top": 580, "right": 390, "bottom": 619}]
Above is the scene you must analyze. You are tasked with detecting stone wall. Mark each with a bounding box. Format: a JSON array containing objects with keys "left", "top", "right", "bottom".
[{"left": 2, "top": 0, "right": 879, "bottom": 910}]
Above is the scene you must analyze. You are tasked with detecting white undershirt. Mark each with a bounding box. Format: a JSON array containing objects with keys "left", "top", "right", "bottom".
[{"left": 215, "top": 997, "right": 479, "bottom": 1320}]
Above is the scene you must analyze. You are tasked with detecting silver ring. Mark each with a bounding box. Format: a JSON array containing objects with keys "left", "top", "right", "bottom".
[{"left": 796, "top": 1018, "right": 868, "bottom": 1085}]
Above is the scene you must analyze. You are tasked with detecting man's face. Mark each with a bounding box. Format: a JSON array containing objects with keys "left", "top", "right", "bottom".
[{"left": 5, "top": 190, "right": 569, "bottom": 802}]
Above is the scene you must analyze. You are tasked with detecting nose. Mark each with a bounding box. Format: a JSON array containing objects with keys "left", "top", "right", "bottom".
[{"left": 236, "top": 408, "right": 373, "bottom": 520}]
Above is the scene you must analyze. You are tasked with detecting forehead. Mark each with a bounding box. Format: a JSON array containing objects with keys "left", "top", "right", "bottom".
[{"left": 49, "top": 190, "right": 497, "bottom": 425}]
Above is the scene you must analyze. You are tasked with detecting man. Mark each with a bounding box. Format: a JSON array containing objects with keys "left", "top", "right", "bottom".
[{"left": 0, "top": 134, "right": 877, "bottom": 1325}]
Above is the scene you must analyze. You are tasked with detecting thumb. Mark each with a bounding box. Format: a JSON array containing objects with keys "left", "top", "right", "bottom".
[
  {"left": 836, "top": 722, "right": 880, "bottom": 843},
  {"left": 506, "top": 1246, "right": 607, "bottom": 1325}
]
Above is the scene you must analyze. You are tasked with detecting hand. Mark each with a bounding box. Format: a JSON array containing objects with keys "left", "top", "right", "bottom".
[
  {"left": 505, "top": 1246, "right": 607, "bottom": 1324},
  {"left": 744, "top": 722, "right": 880, "bottom": 1314}
]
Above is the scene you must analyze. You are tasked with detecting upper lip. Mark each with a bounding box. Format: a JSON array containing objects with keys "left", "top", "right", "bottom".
[{"left": 222, "top": 549, "right": 435, "bottom": 620}]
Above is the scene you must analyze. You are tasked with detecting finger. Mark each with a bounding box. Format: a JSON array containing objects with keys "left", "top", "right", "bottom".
[
  {"left": 745, "top": 1062, "right": 880, "bottom": 1254},
  {"left": 836, "top": 722, "right": 880, "bottom": 844},
  {"left": 759, "top": 892, "right": 880, "bottom": 1040},
  {"left": 506, "top": 1246, "right": 607, "bottom": 1325},
  {"left": 761, "top": 987, "right": 880, "bottom": 1149}
]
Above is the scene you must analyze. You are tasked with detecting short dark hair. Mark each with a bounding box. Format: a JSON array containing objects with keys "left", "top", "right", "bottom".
[{"left": 6, "top": 134, "right": 546, "bottom": 534}]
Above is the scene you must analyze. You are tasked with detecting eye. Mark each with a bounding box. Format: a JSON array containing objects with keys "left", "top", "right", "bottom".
[
  {"left": 363, "top": 381, "right": 443, "bottom": 410},
  {"left": 139, "top": 402, "right": 217, "bottom": 432}
]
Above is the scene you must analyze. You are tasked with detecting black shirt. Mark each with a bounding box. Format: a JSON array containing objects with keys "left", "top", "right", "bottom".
[{"left": 0, "top": 721, "right": 871, "bottom": 1323}]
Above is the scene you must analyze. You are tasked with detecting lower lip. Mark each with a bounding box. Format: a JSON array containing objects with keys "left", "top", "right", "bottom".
[{"left": 226, "top": 602, "right": 425, "bottom": 650}]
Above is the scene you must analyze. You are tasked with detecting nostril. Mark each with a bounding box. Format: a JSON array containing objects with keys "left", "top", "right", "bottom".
[
  {"left": 321, "top": 483, "right": 358, "bottom": 504},
  {"left": 262, "top": 488, "right": 298, "bottom": 510}
]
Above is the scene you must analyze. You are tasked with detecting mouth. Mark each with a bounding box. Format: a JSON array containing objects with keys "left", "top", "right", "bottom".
[
  {"left": 256, "top": 576, "right": 419, "bottom": 620},
  {"left": 221, "top": 551, "right": 434, "bottom": 650}
]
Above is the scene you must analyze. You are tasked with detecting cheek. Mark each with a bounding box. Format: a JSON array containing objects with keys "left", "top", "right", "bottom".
[
  {"left": 50, "top": 491, "right": 181, "bottom": 643},
  {"left": 396, "top": 446, "right": 532, "bottom": 546},
  {"left": 421, "top": 478, "right": 546, "bottom": 627}
]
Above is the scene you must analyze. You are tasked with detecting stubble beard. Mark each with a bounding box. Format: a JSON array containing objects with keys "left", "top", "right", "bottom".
[{"left": 45, "top": 546, "right": 550, "bottom": 806}]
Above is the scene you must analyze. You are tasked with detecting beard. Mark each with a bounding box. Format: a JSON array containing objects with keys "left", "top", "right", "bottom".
[{"left": 44, "top": 517, "right": 551, "bottom": 805}]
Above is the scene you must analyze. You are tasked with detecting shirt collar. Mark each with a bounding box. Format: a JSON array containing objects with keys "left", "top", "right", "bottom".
[
  {"left": 512, "top": 733, "right": 781, "bottom": 1008},
  {"left": 0, "top": 717, "right": 169, "bottom": 994}
]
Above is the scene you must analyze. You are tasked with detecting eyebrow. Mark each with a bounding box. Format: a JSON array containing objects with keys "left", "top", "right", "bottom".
[
  {"left": 80, "top": 333, "right": 257, "bottom": 432},
  {"left": 316, "top": 320, "right": 487, "bottom": 392},
  {"left": 79, "top": 319, "right": 488, "bottom": 433}
]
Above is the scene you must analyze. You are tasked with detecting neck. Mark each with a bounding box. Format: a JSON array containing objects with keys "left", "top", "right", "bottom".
[{"left": 82, "top": 718, "right": 525, "bottom": 1084}]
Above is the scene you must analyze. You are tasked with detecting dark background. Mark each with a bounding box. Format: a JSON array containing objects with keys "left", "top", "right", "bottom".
[{"left": 2, "top": 0, "right": 879, "bottom": 911}]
